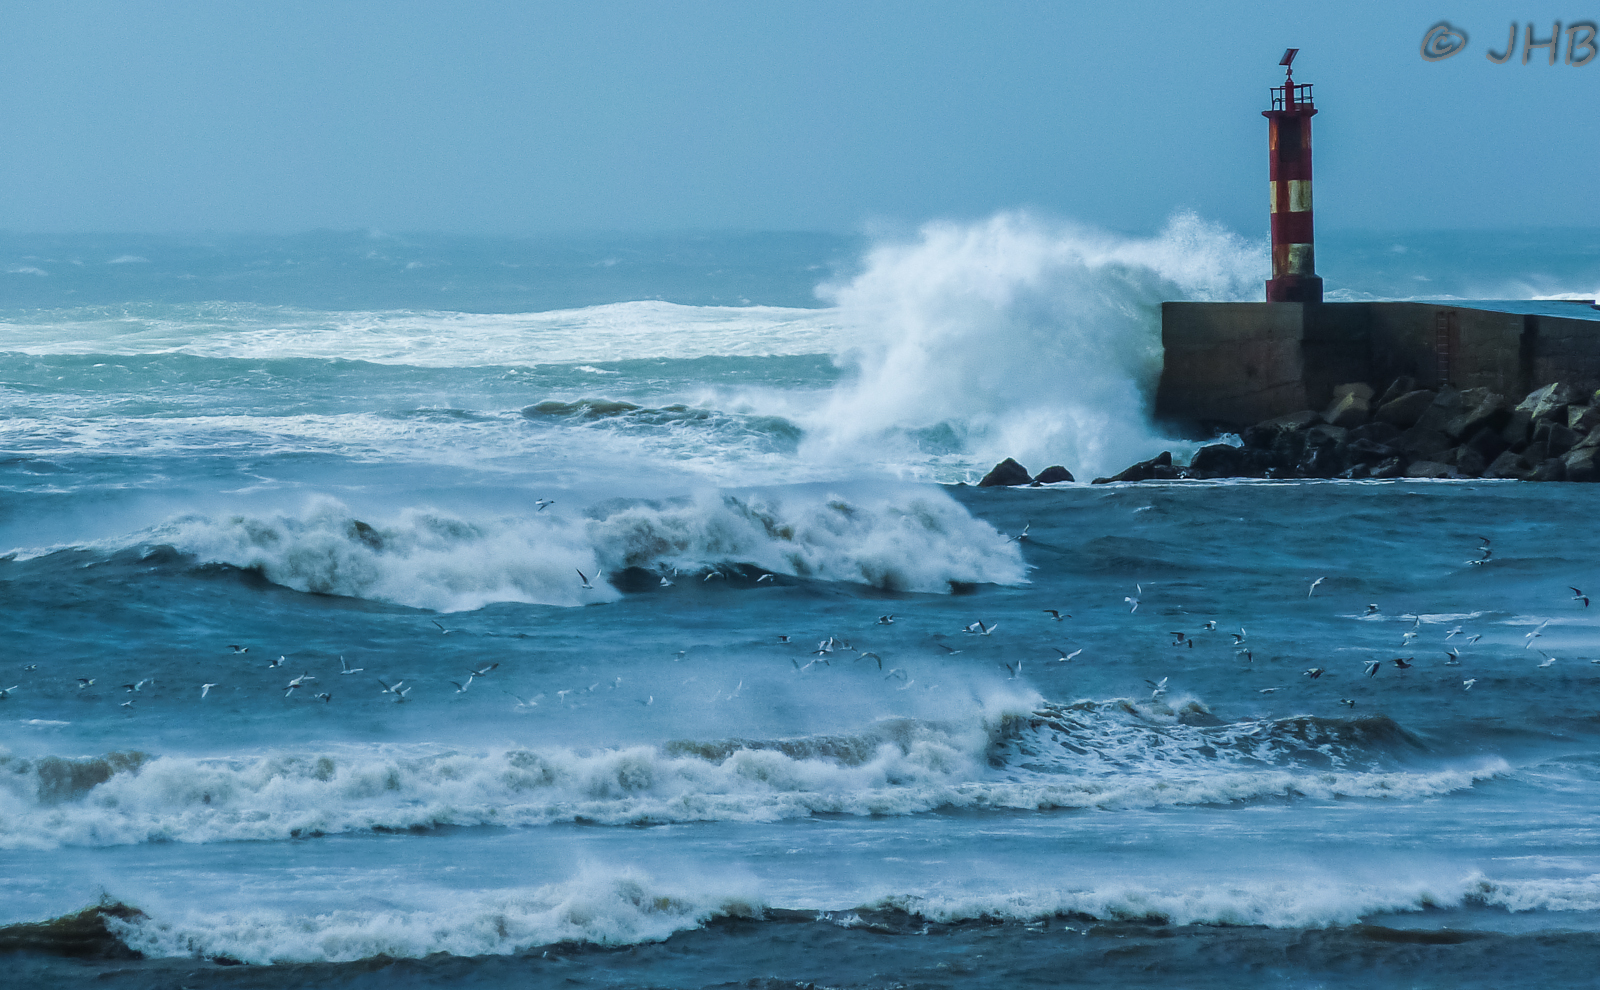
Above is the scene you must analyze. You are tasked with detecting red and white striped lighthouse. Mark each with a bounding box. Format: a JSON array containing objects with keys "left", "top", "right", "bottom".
[{"left": 1263, "top": 49, "right": 1322, "bottom": 303}]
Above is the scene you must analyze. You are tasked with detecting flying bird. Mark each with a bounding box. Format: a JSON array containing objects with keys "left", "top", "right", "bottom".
[
  {"left": 1363, "top": 660, "right": 1382, "bottom": 677},
  {"left": 1303, "top": 668, "right": 1325, "bottom": 679},
  {"left": 1007, "top": 522, "right": 1030, "bottom": 543},
  {"left": 471, "top": 663, "right": 500, "bottom": 677},
  {"left": 1308, "top": 577, "right": 1325, "bottom": 598},
  {"left": 1571, "top": 586, "right": 1590, "bottom": 607},
  {"left": 535, "top": 499, "right": 554, "bottom": 511},
  {"left": 1125, "top": 584, "right": 1142, "bottom": 613},
  {"left": 1055, "top": 647, "right": 1083, "bottom": 661},
  {"left": 1042, "top": 610, "right": 1070, "bottom": 621},
  {"left": 878, "top": 614, "right": 895, "bottom": 625},
  {"left": 0, "top": 685, "right": 18, "bottom": 700},
  {"left": 1391, "top": 657, "right": 1413, "bottom": 669},
  {"left": 756, "top": 573, "right": 774, "bottom": 583},
  {"left": 1462, "top": 678, "right": 1477, "bottom": 690},
  {"left": 577, "top": 569, "right": 594, "bottom": 590},
  {"left": 431, "top": 620, "right": 452, "bottom": 635},
  {"left": 1525, "top": 619, "right": 1551, "bottom": 649},
  {"left": 200, "top": 683, "right": 217, "bottom": 698},
  {"left": 227, "top": 645, "right": 249, "bottom": 654},
  {"left": 340, "top": 656, "right": 364, "bottom": 675},
  {"left": 1364, "top": 604, "right": 1380, "bottom": 615}
]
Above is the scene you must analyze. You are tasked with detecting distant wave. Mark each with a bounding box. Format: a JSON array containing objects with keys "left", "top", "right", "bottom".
[
  {"left": 0, "top": 698, "right": 1501, "bottom": 850},
  {"left": 0, "top": 299, "right": 843, "bottom": 366}
]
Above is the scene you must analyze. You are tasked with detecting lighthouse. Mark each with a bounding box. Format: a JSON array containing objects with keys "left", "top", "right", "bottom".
[{"left": 1263, "top": 49, "right": 1322, "bottom": 303}]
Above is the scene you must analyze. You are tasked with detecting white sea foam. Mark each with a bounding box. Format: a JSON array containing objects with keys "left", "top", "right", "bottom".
[
  {"left": 98, "top": 866, "right": 1600, "bottom": 964},
  {"left": 108, "top": 866, "right": 762, "bottom": 964},
  {"left": 0, "top": 300, "right": 843, "bottom": 366},
  {"left": 0, "top": 698, "right": 1502, "bottom": 850},
  {"left": 803, "top": 211, "right": 1265, "bottom": 481},
  {"left": 108, "top": 488, "right": 1023, "bottom": 611}
]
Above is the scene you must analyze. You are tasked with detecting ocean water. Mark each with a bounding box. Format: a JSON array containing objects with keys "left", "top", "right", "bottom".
[{"left": 4, "top": 217, "right": 1600, "bottom": 988}]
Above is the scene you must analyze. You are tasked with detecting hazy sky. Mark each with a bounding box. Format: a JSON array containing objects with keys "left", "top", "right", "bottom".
[{"left": 2, "top": 1, "right": 1595, "bottom": 236}]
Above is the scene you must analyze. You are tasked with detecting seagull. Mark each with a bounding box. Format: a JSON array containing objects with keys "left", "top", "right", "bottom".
[
  {"left": 1364, "top": 604, "right": 1380, "bottom": 615},
  {"left": 885, "top": 667, "right": 909, "bottom": 681},
  {"left": 1470, "top": 546, "right": 1492, "bottom": 565},
  {"left": 934, "top": 642, "right": 963, "bottom": 655},
  {"left": 1462, "top": 678, "right": 1477, "bottom": 690},
  {"left": 392, "top": 685, "right": 412, "bottom": 702},
  {"left": 1258, "top": 687, "right": 1279, "bottom": 694},
  {"left": 756, "top": 573, "right": 774, "bottom": 583},
  {"left": 431, "top": 620, "right": 452, "bottom": 635},
  {"left": 76, "top": 678, "right": 95, "bottom": 689},
  {"left": 340, "top": 656, "right": 364, "bottom": 675},
  {"left": 121, "top": 699, "right": 134, "bottom": 709},
  {"left": 703, "top": 570, "right": 724, "bottom": 582},
  {"left": 471, "top": 663, "right": 500, "bottom": 677},
  {"left": 964, "top": 621, "right": 997, "bottom": 636},
  {"left": 1145, "top": 677, "right": 1168, "bottom": 697},
  {"left": 1338, "top": 698, "right": 1356, "bottom": 707},
  {"left": 1232, "top": 629, "right": 1247, "bottom": 645},
  {"left": 1169, "top": 631, "right": 1190, "bottom": 647},
  {"left": 777, "top": 635, "right": 791, "bottom": 643},
  {"left": 659, "top": 575, "right": 674, "bottom": 587},
  {"left": 855, "top": 651, "right": 883, "bottom": 670},
  {"left": 200, "top": 683, "right": 217, "bottom": 698},
  {"left": 1571, "top": 586, "right": 1590, "bottom": 607},
  {"left": 449, "top": 677, "right": 474, "bottom": 693},
  {"left": 1303, "top": 668, "right": 1325, "bottom": 679},
  {"left": 376, "top": 678, "right": 406, "bottom": 696},
  {"left": 608, "top": 676, "right": 622, "bottom": 689},
  {"left": 509, "top": 692, "right": 543, "bottom": 709},
  {"left": 314, "top": 692, "right": 332, "bottom": 702},
  {"left": 641, "top": 695, "right": 654, "bottom": 705},
  {"left": 1236, "top": 649, "right": 1253, "bottom": 662},
  {"left": 1525, "top": 620, "right": 1550, "bottom": 649},
  {"left": 1465, "top": 633, "right": 1482, "bottom": 644},
  {"left": 577, "top": 569, "right": 594, "bottom": 590},
  {"left": 266, "top": 655, "right": 286, "bottom": 669},
  {"left": 0, "top": 685, "right": 18, "bottom": 700},
  {"left": 1055, "top": 647, "right": 1083, "bottom": 662},
  {"left": 878, "top": 614, "right": 895, "bottom": 625},
  {"left": 1364, "top": 660, "right": 1382, "bottom": 677},
  {"left": 1537, "top": 652, "right": 1557, "bottom": 668},
  {"left": 999, "top": 662, "right": 1020, "bottom": 679},
  {"left": 1125, "top": 584, "right": 1142, "bottom": 613},
  {"left": 227, "top": 645, "right": 249, "bottom": 654},
  {"left": 22, "top": 664, "right": 37, "bottom": 671},
  {"left": 1042, "top": 610, "right": 1070, "bottom": 621},
  {"left": 1402, "top": 629, "right": 1419, "bottom": 646},
  {"left": 1444, "top": 647, "right": 1462, "bottom": 666},
  {"left": 556, "top": 688, "right": 573, "bottom": 702},
  {"left": 1445, "top": 626, "right": 1462, "bottom": 640},
  {"left": 1391, "top": 657, "right": 1413, "bottom": 669},
  {"left": 535, "top": 499, "right": 554, "bottom": 511},
  {"left": 1202, "top": 620, "right": 1217, "bottom": 630},
  {"left": 1008, "top": 522, "right": 1030, "bottom": 543},
  {"left": 1308, "top": 577, "right": 1325, "bottom": 598}
]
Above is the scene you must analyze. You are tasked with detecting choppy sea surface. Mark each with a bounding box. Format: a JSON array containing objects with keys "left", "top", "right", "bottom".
[{"left": 4, "top": 219, "right": 1600, "bottom": 988}]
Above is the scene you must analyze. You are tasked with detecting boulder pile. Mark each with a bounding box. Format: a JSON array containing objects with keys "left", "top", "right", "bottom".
[{"left": 976, "top": 380, "right": 1600, "bottom": 485}]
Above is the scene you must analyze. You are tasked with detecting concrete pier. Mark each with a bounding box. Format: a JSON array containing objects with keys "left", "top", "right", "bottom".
[{"left": 1156, "top": 301, "right": 1600, "bottom": 428}]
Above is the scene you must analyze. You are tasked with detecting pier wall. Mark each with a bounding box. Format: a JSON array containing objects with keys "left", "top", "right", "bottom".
[{"left": 1157, "top": 302, "right": 1600, "bottom": 427}]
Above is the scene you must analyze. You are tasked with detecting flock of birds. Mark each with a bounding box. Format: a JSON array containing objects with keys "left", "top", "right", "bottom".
[{"left": 4, "top": 524, "right": 1592, "bottom": 717}]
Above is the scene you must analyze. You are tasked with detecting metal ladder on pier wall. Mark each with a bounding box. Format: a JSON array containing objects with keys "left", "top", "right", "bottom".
[{"left": 1434, "top": 309, "right": 1459, "bottom": 386}]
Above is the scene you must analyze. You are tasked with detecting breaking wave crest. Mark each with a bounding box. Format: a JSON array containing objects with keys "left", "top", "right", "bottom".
[
  {"left": 63, "top": 488, "right": 1027, "bottom": 611},
  {"left": 0, "top": 700, "right": 1503, "bottom": 850},
  {"left": 806, "top": 211, "right": 1264, "bottom": 480}
]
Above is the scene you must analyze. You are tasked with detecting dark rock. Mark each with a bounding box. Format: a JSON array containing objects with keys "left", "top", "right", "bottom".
[
  {"left": 1345, "top": 438, "right": 1400, "bottom": 466},
  {"left": 1533, "top": 457, "right": 1567, "bottom": 482},
  {"left": 1405, "top": 461, "right": 1454, "bottom": 479},
  {"left": 1564, "top": 446, "right": 1600, "bottom": 482},
  {"left": 1465, "top": 426, "right": 1508, "bottom": 460},
  {"left": 1332, "top": 382, "right": 1376, "bottom": 402},
  {"left": 1188, "top": 444, "right": 1248, "bottom": 477},
  {"left": 1033, "top": 465, "right": 1074, "bottom": 484},
  {"left": 1306, "top": 424, "right": 1348, "bottom": 447},
  {"left": 1349, "top": 421, "right": 1402, "bottom": 445},
  {"left": 1500, "top": 408, "right": 1534, "bottom": 446},
  {"left": 1569, "top": 405, "right": 1600, "bottom": 434},
  {"left": 1370, "top": 456, "right": 1407, "bottom": 479},
  {"left": 1395, "top": 427, "right": 1452, "bottom": 460},
  {"left": 1415, "top": 387, "right": 1464, "bottom": 434},
  {"left": 1376, "top": 376, "right": 1417, "bottom": 408},
  {"left": 1524, "top": 441, "right": 1550, "bottom": 464},
  {"left": 1446, "top": 390, "right": 1509, "bottom": 440},
  {"left": 1337, "top": 463, "right": 1371, "bottom": 479},
  {"left": 978, "top": 458, "right": 1032, "bottom": 487},
  {"left": 1259, "top": 410, "right": 1322, "bottom": 431},
  {"left": 1323, "top": 391, "right": 1370, "bottom": 428},
  {"left": 1093, "top": 451, "right": 1174, "bottom": 484},
  {"left": 1375, "top": 390, "right": 1437, "bottom": 429},
  {"left": 1436, "top": 446, "right": 1459, "bottom": 466},
  {"left": 1455, "top": 445, "right": 1487, "bottom": 477},
  {"left": 1150, "top": 464, "right": 1182, "bottom": 480},
  {"left": 1486, "top": 450, "right": 1535, "bottom": 480},
  {"left": 1545, "top": 423, "right": 1580, "bottom": 457},
  {"left": 1296, "top": 443, "right": 1345, "bottom": 478},
  {"left": 1517, "top": 382, "right": 1579, "bottom": 423}
]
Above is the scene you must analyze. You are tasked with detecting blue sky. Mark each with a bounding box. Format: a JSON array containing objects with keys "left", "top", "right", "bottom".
[{"left": 1, "top": 1, "right": 1594, "bottom": 235}]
